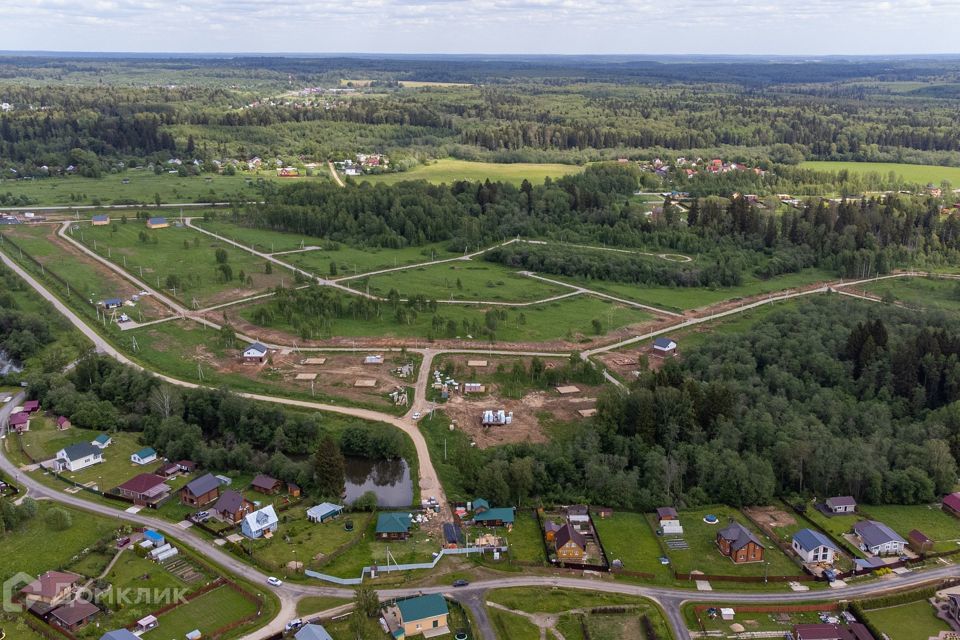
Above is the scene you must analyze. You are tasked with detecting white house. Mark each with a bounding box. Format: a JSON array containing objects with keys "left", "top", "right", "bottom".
[
  {"left": 242, "top": 342, "right": 268, "bottom": 364},
  {"left": 854, "top": 520, "right": 906, "bottom": 556},
  {"left": 241, "top": 505, "right": 279, "bottom": 539},
  {"left": 55, "top": 443, "right": 103, "bottom": 472},
  {"left": 91, "top": 434, "right": 112, "bottom": 449},
  {"left": 825, "top": 496, "right": 856, "bottom": 514},
  {"left": 130, "top": 447, "right": 158, "bottom": 465},
  {"left": 652, "top": 337, "right": 677, "bottom": 356},
  {"left": 792, "top": 528, "right": 839, "bottom": 564}
]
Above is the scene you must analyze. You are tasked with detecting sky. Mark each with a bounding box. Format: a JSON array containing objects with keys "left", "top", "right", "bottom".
[{"left": 3, "top": 0, "right": 960, "bottom": 55}]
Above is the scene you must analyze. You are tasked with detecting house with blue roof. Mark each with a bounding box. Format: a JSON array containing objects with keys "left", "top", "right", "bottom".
[
  {"left": 91, "top": 434, "right": 112, "bottom": 449},
  {"left": 652, "top": 337, "right": 677, "bottom": 356},
  {"left": 100, "top": 630, "right": 140, "bottom": 640},
  {"left": 146, "top": 217, "right": 169, "bottom": 229},
  {"left": 791, "top": 528, "right": 840, "bottom": 564},
  {"left": 91, "top": 214, "right": 110, "bottom": 226},
  {"left": 243, "top": 342, "right": 269, "bottom": 363},
  {"left": 143, "top": 530, "right": 165, "bottom": 546},
  {"left": 854, "top": 520, "right": 906, "bottom": 556},
  {"left": 376, "top": 512, "right": 412, "bottom": 540},
  {"left": 295, "top": 624, "right": 334, "bottom": 640}
]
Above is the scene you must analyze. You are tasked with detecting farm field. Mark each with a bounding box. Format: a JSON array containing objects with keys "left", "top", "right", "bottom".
[
  {"left": 592, "top": 512, "right": 674, "bottom": 583},
  {"left": 663, "top": 506, "right": 801, "bottom": 578},
  {"left": 801, "top": 161, "right": 960, "bottom": 186},
  {"left": 860, "top": 276, "right": 960, "bottom": 314},
  {"left": 0, "top": 501, "right": 120, "bottom": 582},
  {"left": 359, "top": 159, "right": 583, "bottom": 186},
  {"left": 863, "top": 600, "right": 950, "bottom": 640},
  {"left": 861, "top": 504, "right": 960, "bottom": 552},
  {"left": 71, "top": 222, "right": 286, "bottom": 307},
  {"left": 141, "top": 583, "right": 259, "bottom": 640},
  {"left": 0, "top": 171, "right": 274, "bottom": 206},
  {"left": 359, "top": 261, "right": 569, "bottom": 302},
  {"left": 240, "top": 294, "right": 655, "bottom": 344}
]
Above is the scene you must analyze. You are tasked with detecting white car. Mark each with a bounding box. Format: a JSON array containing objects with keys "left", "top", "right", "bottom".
[
  {"left": 267, "top": 576, "right": 283, "bottom": 587},
  {"left": 285, "top": 618, "right": 303, "bottom": 631},
  {"left": 412, "top": 412, "right": 421, "bottom": 420}
]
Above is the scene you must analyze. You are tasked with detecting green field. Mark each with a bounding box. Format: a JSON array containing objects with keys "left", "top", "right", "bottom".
[
  {"left": 665, "top": 507, "right": 801, "bottom": 579},
  {"left": 0, "top": 171, "right": 293, "bottom": 206},
  {"left": 141, "top": 583, "right": 259, "bottom": 640},
  {"left": 359, "top": 159, "right": 583, "bottom": 186},
  {"left": 489, "top": 608, "right": 541, "bottom": 640},
  {"left": 561, "top": 267, "right": 835, "bottom": 313},
  {"left": 860, "top": 277, "right": 960, "bottom": 314},
  {"left": 864, "top": 600, "right": 951, "bottom": 640},
  {"left": 359, "top": 261, "right": 567, "bottom": 302},
  {"left": 243, "top": 294, "right": 652, "bottom": 343},
  {"left": 102, "top": 552, "right": 197, "bottom": 628},
  {"left": 0, "top": 501, "right": 119, "bottom": 583},
  {"left": 71, "top": 222, "right": 286, "bottom": 307},
  {"left": 290, "top": 241, "right": 460, "bottom": 278},
  {"left": 801, "top": 161, "right": 960, "bottom": 186},
  {"left": 313, "top": 514, "right": 438, "bottom": 579},
  {"left": 296, "top": 595, "right": 352, "bottom": 617},
  {"left": 592, "top": 512, "right": 673, "bottom": 583},
  {"left": 861, "top": 504, "right": 960, "bottom": 553}
]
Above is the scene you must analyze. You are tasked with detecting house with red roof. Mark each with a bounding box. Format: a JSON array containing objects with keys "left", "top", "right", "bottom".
[{"left": 943, "top": 492, "right": 960, "bottom": 518}]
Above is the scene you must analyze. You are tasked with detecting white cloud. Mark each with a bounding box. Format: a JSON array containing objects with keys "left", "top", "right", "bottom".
[{"left": 0, "top": 0, "right": 958, "bottom": 54}]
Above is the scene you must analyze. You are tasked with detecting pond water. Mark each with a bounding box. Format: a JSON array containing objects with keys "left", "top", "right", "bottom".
[{"left": 343, "top": 456, "right": 413, "bottom": 508}]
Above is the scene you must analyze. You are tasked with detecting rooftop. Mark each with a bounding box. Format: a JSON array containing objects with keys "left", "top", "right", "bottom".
[
  {"left": 396, "top": 593, "right": 449, "bottom": 623},
  {"left": 183, "top": 472, "right": 220, "bottom": 497}
]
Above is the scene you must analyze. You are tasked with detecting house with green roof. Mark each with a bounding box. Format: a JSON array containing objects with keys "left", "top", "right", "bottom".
[
  {"left": 130, "top": 447, "right": 157, "bottom": 465},
  {"left": 376, "top": 512, "right": 412, "bottom": 540},
  {"left": 91, "top": 434, "right": 112, "bottom": 449},
  {"left": 473, "top": 507, "right": 515, "bottom": 529},
  {"left": 384, "top": 594, "right": 449, "bottom": 639}
]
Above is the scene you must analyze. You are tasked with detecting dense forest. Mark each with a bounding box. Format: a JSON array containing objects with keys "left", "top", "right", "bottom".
[
  {"left": 446, "top": 297, "right": 960, "bottom": 509},
  {"left": 22, "top": 356, "right": 410, "bottom": 499}
]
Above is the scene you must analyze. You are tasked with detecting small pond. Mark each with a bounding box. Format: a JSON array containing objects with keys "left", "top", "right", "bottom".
[{"left": 343, "top": 456, "right": 413, "bottom": 508}]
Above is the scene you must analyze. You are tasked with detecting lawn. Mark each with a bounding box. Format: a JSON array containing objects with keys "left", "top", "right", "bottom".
[
  {"left": 686, "top": 604, "right": 827, "bottom": 635},
  {"left": 314, "top": 514, "right": 439, "bottom": 579},
  {"left": 70, "top": 221, "right": 285, "bottom": 307},
  {"left": 0, "top": 502, "right": 120, "bottom": 583},
  {"left": 360, "top": 159, "right": 583, "bottom": 186},
  {"left": 0, "top": 171, "right": 273, "bottom": 206},
  {"left": 248, "top": 507, "right": 369, "bottom": 573},
  {"left": 359, "top": 261, "right": 568, "bottom": 302},
  {"left": 860, "top": 276, "right": 960, "bottom": 314},
  {"left": 296, "top": 595, "right": 352, "bottom": 617},
  {"left": 864, "top": 600, "right": 951, "bottom": 640},
  {"left": 15, "top": 419, "right": 150, "bottom": 490},
  {"left": 141, "top": 583, "right": 259, "bottom": 640},
  {"left": 100, "top": 552, "right": 194, "bottom": 628},
  {"left": 801, "top": 161, "right": 960, "bottom": 187},
  {"left": 242, "top": 294, "right": 652, "bottom": 343},
  {"left": 861, "top": 504, "right": 960, "bottom": 553},
  {"left": 665, "top": 506, "right": 802, "bottom": 579},
  {"left": 592, "top": 512, "right": 674, "bottom": 583},
  {"left": 502, "top": 509, "right": 546, "bottom": 564},
  {"left": 799, "top": 507, "right": 865, "bottom": 558},
  {"left": 488, "top": 608, "right": 541, "bottom": 640},
  {"left": 487, "top": 587, "right": 646, "bottom": 614}
]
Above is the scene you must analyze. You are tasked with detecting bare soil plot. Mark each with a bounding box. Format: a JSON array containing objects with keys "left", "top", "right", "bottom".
[{"left": 744, "top": 506, "right": 797, "bottom": 529}]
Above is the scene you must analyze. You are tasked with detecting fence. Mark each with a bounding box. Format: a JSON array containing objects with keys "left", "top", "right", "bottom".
[
  {"left": 305, "top": 545, "right": 510, "bottom": 585},
  {"left": 675, "top": 572, "right": 813, "bottom": 583}
]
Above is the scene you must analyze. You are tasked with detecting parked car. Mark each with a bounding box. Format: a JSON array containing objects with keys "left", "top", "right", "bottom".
[
  {"left": 267, "top": 576, "right": 283, "bottom": 587},
  {"left": 412, "top": 412, "right": 422, "bottom": 420},
  {"left": 285, "top": 619, "right": 303, "bottom": 631},
  {"left": 452, "top": 579, "right": 469, "bottom": 587}
]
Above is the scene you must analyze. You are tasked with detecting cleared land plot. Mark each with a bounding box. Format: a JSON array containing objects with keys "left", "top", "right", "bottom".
[
  {"left": 1, "top": 224, "right": 172, "bottom": 321},
  {"left": 141, "top": 583, "right": 258, "bottom": 640},
  {"left": 801, "top": 161, "right": 960, "bottom": 186},
  {"left": 859, "top": 276, "right": 960, "bottom": 314},
  {"left": 354, "top": 261, "right": 567, "bottom": 303},
  {"left": 864, "top": 600, "right": 950, "bottom": 640},
  {"left": 103, "top": 552, "right": 194, "bottom": 627},
  {"left": 0, "top": 172, "right": 272, "bottom": 206},
  {"left": 664, "top": 507, "right": 801, "bottom": 578},
  {"left": 239, "top": 295, "right": 655, "bottom": 344},
  {"left": 360, "top": 159, "right": 583, "bottom": 186},
  {"left": 555, "top": 267, "right": 834, "bottom": 313},
  {"left": 248, "top": 507, "right": 366, "bottom": 573},
  {"left": 315, "top": 517, "right": 440, "bottom": 579},
  {"left": 688, "top": 605, "right": 826, "bottom": 634},
  {"left": 861, "top": 504, "right": 960, "bottom": 552},
  {"left": 290, "top": 241, "right": 460, "bottom": 278},
  {"left": 591, "top": 512, "right": 674, "bottom": 583},
  {"left": 0, "top": 501, "right": 119, "bottom": 582},
  {"left": 71, "top": 222, "right": 286, "bottom": 306}
]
